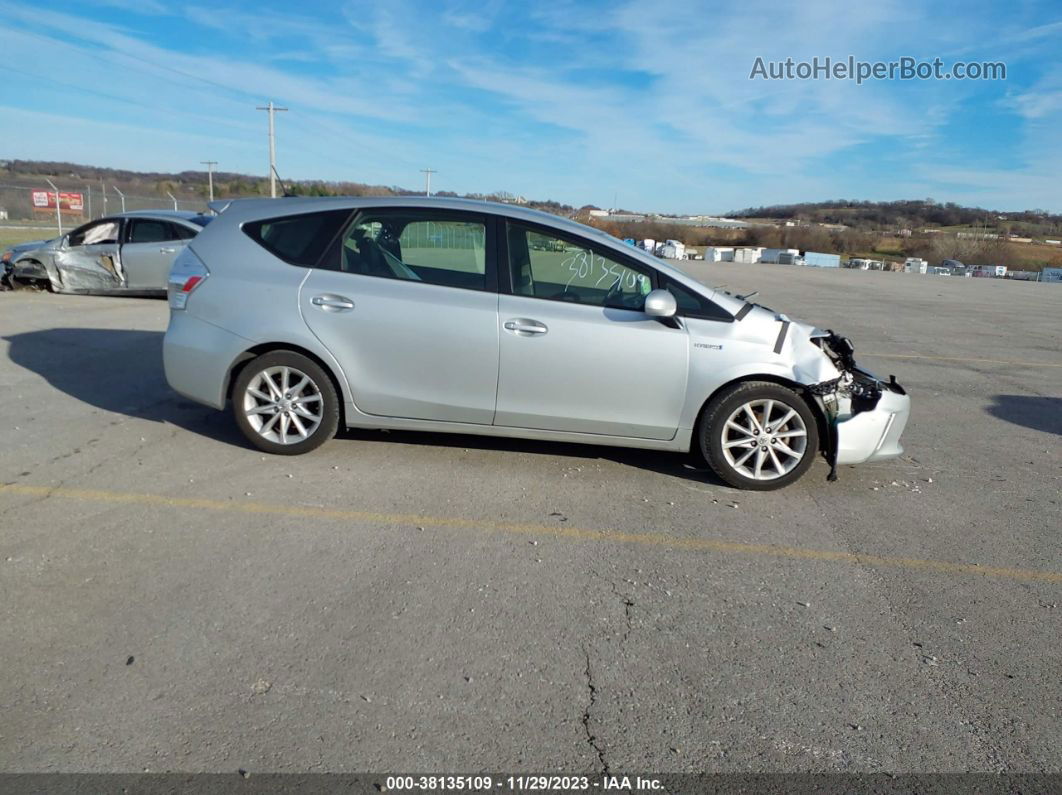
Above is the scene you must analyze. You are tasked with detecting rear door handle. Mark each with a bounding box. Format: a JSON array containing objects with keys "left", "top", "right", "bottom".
[
  {"left": 311, "top": 294, "right": 355, "bottom": 312},
  {"left": 504, "top": 318, "right": 548, "bottom": 336},
  {"left": 159, "top": 247, "right": 177, "bottom": 253}
]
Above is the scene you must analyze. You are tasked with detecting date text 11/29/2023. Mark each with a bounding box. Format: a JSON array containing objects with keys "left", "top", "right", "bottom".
[
  {"left": 383, "top": 775, "right": 664, "bottom": 791},
  {"left": 382, "top": 776, "right": 662, "bottom": 789}
]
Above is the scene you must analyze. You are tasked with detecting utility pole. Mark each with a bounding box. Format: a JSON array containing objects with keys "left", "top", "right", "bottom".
[
  {"left": 200, "top": 160, "right": 217, "bottom": 201},
  {"left": 85, "top": 185, "right": 92, "bottom": 220},
  {"left": 256, "top": 101, "right": 288, "bottom": 198},
  {"left": 101, "top": 179, "right": 107, "bottom": 216},
  {"left": 420, "top": 168, "right": 437, "bottom": 197},
  {"left": 166, "top": 191, "right": 178, "bottom": 211},
  {"left": 113, "top": 185, "right": 126, "bottom": 213},
  {"left": 45, "top": 178, "right": 62, "bottom": 235}
]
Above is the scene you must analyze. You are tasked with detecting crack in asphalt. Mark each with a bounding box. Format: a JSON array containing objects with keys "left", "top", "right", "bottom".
[{"left": 581, "top": 647, "right": 609, "bottom": 774}]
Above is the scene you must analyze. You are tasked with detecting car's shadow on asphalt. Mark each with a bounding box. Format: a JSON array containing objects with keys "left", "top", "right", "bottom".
[
  {"left": 4, "top": 327, "right": 728, "bottom": 486},
  {"left": 987, "top": 395, "right": 1062, "bottom": 436},
  {"left": 339, "top": 426, "right": 726, "bottom": 486},
  {"left": 4, "top": 327, "right": 246, "bottom": 447}
]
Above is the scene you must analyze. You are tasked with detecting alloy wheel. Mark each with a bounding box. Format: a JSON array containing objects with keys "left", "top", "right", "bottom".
[
  {"left": 720, "top": 398, "right": 808, "bottom": 481},
  {"left": 242, "top": 365, "right": 324, "bottom": 445}
]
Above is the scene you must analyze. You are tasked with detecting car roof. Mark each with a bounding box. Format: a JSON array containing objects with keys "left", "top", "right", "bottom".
[{"left": 114, "top": 210, "right": 205, "bottom": 222}]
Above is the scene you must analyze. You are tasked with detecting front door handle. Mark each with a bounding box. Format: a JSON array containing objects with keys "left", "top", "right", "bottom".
[
  {"left": 504, "top": 318, "right": 548, "bottom": 336},
  {"left": 311, "top": 294, "right": 355, "bottom": 312}
]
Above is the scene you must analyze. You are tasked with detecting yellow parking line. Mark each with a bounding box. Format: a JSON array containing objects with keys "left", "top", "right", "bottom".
[
  {"left": 1, "top": 483, "right": 1059, "bottom": 584},
  {"left": 863, "top": 352, "right": 1062, "bottom": 368}
]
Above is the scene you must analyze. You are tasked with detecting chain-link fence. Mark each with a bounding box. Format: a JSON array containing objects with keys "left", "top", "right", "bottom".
[{"left": 0, "top": 181, "right": 209, "bottom": 235}]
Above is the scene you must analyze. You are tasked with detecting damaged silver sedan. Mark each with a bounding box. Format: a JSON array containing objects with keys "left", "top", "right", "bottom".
[
  {"left": 10, "top": 211, "right": 212, "bottom": 295},
  {"left": 163, "top": 197, "right": 910, "bottom": 490}
]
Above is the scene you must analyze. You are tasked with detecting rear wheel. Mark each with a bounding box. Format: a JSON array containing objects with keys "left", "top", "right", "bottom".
[
  {"left": 232, "top": 351, "right": 340, "bottom": 455},
  {"left": 698, "top": 381, "right": 819, "bottom": 490}
]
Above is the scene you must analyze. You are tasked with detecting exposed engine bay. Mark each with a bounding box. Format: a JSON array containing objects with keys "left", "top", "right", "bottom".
[{"left": 810, "top": 331, "right": 908, "bottom": 480}]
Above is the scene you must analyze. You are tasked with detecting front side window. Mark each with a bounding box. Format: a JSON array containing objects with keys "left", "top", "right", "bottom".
[
  {"left": 507, "top": 222, "right": 652, "bottom": 309},
  {"left": 337, "top": 212, "right": 487, "bottom": 290},
  {"left": 69, "top": 220, "right": 120, "bottom": 248}
]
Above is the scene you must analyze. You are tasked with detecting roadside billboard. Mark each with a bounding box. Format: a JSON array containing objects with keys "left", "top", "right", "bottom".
[{"left": 31, "top": 190, "right": 85, "bottom": 214}]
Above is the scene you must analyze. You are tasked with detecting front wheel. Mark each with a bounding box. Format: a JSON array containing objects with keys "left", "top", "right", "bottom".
[
  {"left": 232, "top": 351, "right": 340, "bottom": 455},
  {"left": 698, "top": 381, "right": 819, "bottom": 490}
]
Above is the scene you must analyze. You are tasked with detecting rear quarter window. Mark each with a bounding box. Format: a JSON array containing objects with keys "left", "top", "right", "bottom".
[{"left": 243, "top": 209, "right": 352, "bottom": 267}]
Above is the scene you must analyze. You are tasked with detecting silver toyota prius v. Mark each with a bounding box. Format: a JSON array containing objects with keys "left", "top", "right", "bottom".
[{"left": 163, "top": 197, "right": 910, "bottom": 490}]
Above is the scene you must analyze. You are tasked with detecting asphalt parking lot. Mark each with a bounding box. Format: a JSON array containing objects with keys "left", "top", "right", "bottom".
[{"left": 1, "top": 263, "right": 1059, "bottom": 774}]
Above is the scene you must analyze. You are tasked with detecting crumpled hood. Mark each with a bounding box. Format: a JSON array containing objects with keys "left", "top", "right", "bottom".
[{"left": 701, "top": 289, "right": 842, "bottom": 385}]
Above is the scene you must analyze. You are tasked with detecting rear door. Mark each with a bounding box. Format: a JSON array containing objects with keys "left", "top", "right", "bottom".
[
  {"left": 298, "top": 208, "right": 500, "bottom": 424},
  {"left": 122, "top": 219, "right": 190, "bottom": 289},
  {"left": 494, "top": 221, "right": 688, "bottom": 439}
]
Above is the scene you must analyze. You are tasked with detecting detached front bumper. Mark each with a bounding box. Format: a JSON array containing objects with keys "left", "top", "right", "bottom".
[{"left": 834, "top": 378, "right": 910, "bottom": 465}]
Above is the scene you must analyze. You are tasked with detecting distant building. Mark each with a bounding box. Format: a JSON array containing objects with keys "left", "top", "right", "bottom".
[
  {"left": 660, "top": 240, "right": 686, "bottom": 260},
  {"left": 1045, "top": 239, "right": 1061, "bottom": 246},
  {"left": 704, "top": 246, "right": 735, "bottom": 262},
  {"left": 732, "top": 247, "right": 764, "bottom": 264},
  {"left": 761, "top": 248, "right": 800, "bottom": 264},
  {"left": 803, "top": 251, "right": 840, "bottom": 268}
]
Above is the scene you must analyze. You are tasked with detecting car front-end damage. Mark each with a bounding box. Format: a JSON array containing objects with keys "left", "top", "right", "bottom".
[
  {"left": 806, "top": 330, "right": 910, "bottom": 479},
  {"left": 11, "top": 244, "right": 126, "bottom": 293}
]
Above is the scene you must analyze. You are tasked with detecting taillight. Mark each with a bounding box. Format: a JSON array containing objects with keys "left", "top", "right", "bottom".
[{"left": 168, "top": 248, "right": 210, "bottom": 310}]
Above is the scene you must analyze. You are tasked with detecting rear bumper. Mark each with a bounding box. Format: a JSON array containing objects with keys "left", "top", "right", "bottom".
[
  {"left": 835, "top": 386, "right": 911, "bottom": 465},
  {"left": 163, "top": 313, "right": 252, "bottom": 410}
]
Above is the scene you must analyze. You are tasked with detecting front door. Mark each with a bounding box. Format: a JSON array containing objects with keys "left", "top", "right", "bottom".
[
  {"left": 54, "top": 218, "right": 123, "bottom": 290},
  {"left": 300, "top": 209, "right": 500, "bottom": 425},
  {"left": 494, "top": 222, "right": 688, "bottom": 440}
]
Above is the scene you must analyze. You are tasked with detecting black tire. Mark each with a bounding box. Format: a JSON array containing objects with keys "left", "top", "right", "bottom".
[
  {"left": 698, "top": 381, "right": 819, "bottom": 491},
  {"left": 232, "top": 350, "right": 340, "bottom": 455}
]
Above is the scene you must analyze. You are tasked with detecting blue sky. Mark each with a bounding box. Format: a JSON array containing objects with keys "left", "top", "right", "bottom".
[{"left": 1, "top": 0, "right": 1060, "bottom": 213}]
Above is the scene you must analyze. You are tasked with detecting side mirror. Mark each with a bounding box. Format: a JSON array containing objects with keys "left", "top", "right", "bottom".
[{"left": 643, "top": 288, "right": 677, "bottom": 318}]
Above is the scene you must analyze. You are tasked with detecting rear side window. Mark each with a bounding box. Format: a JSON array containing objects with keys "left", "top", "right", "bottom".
[
  {"left": 243, "top": 210, "right": 351, "bottom": 267},
  {"left": 128, "top": 219, "right": 177, "bottom": 244},
  {"left": 326, "top": 210, "right": 490, "bottom": 291},
  {"left": 171, "top": 223, "right": 197, "bottom": 240}
]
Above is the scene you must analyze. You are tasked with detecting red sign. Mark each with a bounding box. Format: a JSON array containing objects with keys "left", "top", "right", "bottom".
[{"left": 31, "top": 190, "right": 84, "bottom": 213}]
